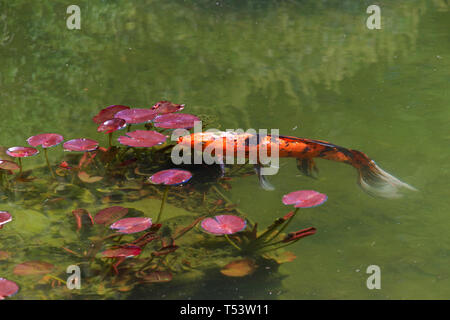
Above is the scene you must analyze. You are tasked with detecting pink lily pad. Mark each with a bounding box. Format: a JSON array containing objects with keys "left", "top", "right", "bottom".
[
  {"left": 63, "top": 139, "right": 99, "bottom": 152},
  {"left": 118, "top": 130, "right": 167, "bottom": 148},
  {"left": 101, "top": 246, "right": 142, "bottom": 258},
  {"left": 201, "top": 215, "right": 247, "bottom": 235},
  {"left": 148, "top": 169, "right": 192, "bottom": 186},
  {"left": 151, "top": 101, "right": 185, "bottom": 114},
  {"left": 0, "top": 278, "right": 19, "bottom": 299},
  {"left": 94, "top": 206, "right": 129, "bottom": 225},
  {"left": 13, "top": 261, "right": 54, "bottom": 276},
  {"left": 153, "top": 113, "right": 200, "bottom": 129},
  {"left": 97, "top": 118, "right": 127, "bottom": 134},
  {"left": 27, "top": 133, "right": 64, "bottom": 148},
  {"left": 93, "top": 105, "right": 130, "bottom": 124},
  {"left": 114, "top": 108, "right": 157, "bottom": 124},
  {"left": 6, "top": 146, "right": 39, "bottom": 158},
  {"left": 282, "top": 190, "right": 327, "bottom": 208},
  {"left": 110, "top": 217, "right": 152, "bottom": 234},
  {"left": 0, "top": 211, "right": 12, "bottom": 227},
  {"left": 0, "top": 160, "right": 20, "bottom": 171}
]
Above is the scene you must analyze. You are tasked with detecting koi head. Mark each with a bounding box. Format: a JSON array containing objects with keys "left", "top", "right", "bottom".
[{"left": 177, "top": 132, "right": 218, "bottom": 150}]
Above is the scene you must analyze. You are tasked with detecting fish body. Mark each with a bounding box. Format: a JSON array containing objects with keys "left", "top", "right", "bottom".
[{"left": 177, "top": 131, "right": 417, "bottom": 198}]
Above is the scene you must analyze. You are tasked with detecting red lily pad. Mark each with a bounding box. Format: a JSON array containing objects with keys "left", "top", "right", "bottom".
[
  {"left": 101, "top": 246, "right": 142, "bottom": 258},
  {"left": 282, "top": 190, "right": 327, "bottom": 208},
  {"left": 6, "top": 146, "right": 39, "bottom": 158},
  {"left": 0, "top": 251, "right": 11, "bottom": 260},
  {"left": 13, "top": 261, "right": 54, "bottom": 276},
  {"left": 141, "top": 271, "right": 173, "bottom": 283},
  {"left": 27, "top": 133, "right": 64, "bottom": 148},
  {"left": 148, "top": 169, "right": 192, "bottom": 186},
  {"left": 93, "top": 105, "right": 130, "bottom": 124},
  {"left": 282, "top": 227, "right": 317, "bottom": 243},
  {"left": 110, "top": 217, "right": 152, "bottom": 234},
  {"left": 0, "top": 160, "right": 20, "bottom": 171},
  {"left": 153, "top": 113, "right": 200, "bottom": 129},
  {"left": 114, "top": 108, "right": 157, "bottom": 124},
  {"left": 97, "top": 118, "right": 127, "bottom": 134},
  {"left": 63, "top": 139, "right": 99, "bottom": 152},
  {"left": 94, "top": 206, "right": 129, "bottom": 225},
  {"left": 118, "top": 130, "right": 167, "bottom": 148},
  {"left": 0, "top": 278, "right": 19, "bottom": 299},
  {"left": 220, "top": 258, "right": 257, "bottom": 277},
  {"left": 151, "top": 101, "right": 185, "bottom": 114},
  {"left": 201, "top": 215, "right": 247, "bottom": 235},
  {"left": 0, "top": 211, "right": 12, "bottom": 227}
]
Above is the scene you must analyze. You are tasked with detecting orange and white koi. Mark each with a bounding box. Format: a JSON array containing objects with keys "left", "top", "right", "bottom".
[{"left": 177, "top": 131, "right": 417, "bottom": 198}]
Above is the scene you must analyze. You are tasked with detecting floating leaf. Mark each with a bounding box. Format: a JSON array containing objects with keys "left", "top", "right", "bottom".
[
  {"left": 220, "top": 259, "right": 257, "bottom": 277},
  {"left": 282, "top": 190, "right": 327, "bottom": 208},
  {"left": 148, "top": 169, "right": 192, "bottom": 186},
  {"left": 27, "top": 133, "right": 64, "bottom": 148},
  {"left": 97, "top": 118, "right": 127, "bottom": 134},
  {"left": 0, "top": 211, "right": 12, "bottom": 227},
  {"left": 63, "top": 139, "right": 99, "bottom": 152},
  {"left": 201, "top": 215, "right": 246, "bottom": 235},
  {"left": 93, "top": 105, "right": 130, "bottom": 124},
  {"left": 13, "top": 261, "right": 54, "bottom": 276},
  {"left": 114, "top": 108, "right": 157, "bottom": 124},
  {"left": 0, "top": 278, "right": 19, "bottom": 299},
  {"left": 6, "top": 146, "right": 39, "bottom": 158},
  {"left": 101, "top": 246, "right": 142, "bottom": 258},
  {"left": 110, "top": 217, "right": 152, "bottom": 234},
  {"left": 78, "top": 171, "right": 103, "bottom": 183},
  {"left": 153, "top": 113, "right": 200, "bottom": 129},
  {"left": 94, "top": 206, "right": 129, "bottom": 225},
  {"left": 118, "top": 130, "right": 167, "bottom": 148},
  {"left": 151, "top": 101, "right": 185, "bottom": 114}
]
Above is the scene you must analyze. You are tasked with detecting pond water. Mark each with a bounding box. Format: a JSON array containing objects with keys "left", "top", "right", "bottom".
[{"left": 0, "top": 0, "right": 449, "bottom": 299}]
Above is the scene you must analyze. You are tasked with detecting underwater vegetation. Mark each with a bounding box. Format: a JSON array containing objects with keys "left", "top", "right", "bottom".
[{"left": 0, "top": 101, "right": 323, "bottom": 299}]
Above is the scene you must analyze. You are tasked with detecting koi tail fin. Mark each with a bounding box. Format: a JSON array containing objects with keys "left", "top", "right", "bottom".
[
  {"left": 351, "top": 150, "right": 417, "bottom": 198},
  {"left": 254, "top": 164, "right": 275, "bottom": 191}
]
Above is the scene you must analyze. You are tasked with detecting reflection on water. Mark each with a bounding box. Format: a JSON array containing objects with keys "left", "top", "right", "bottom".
[{"left": 0, "top": 0, "right": 449, "bottom": 299}]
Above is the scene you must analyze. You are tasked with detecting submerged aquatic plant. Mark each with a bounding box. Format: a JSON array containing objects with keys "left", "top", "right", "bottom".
[
  {"left": 27, "top": 133, "right": 64, "bottom": 178},
  {"left": 148, "top": 169, "right": 192, "bottom": 223},
  {"left": 6, "top": 146, "right": 39, "bottom": 175}
]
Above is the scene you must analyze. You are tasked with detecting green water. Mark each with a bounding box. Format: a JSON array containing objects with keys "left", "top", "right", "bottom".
[{"left": 0, "top": 0, "right": 449, "bottom": 299}]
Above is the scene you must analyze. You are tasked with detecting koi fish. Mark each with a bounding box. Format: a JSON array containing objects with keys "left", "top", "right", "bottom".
[{"left": 177, "top": 131, "right": 417, "bottom": 198}]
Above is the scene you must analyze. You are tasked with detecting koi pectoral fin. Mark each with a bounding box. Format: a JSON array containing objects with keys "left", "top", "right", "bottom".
[
  {"left": 254, "top": 164, "right": 275, "bottom": 191},
  {"left": 296, "top": 158, "right": 319, "bottom": 179}
]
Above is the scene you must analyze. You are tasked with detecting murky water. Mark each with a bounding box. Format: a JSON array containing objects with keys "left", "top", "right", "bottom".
[{"left": 0, "top": 0, "right": 449, "bottom": 299}]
